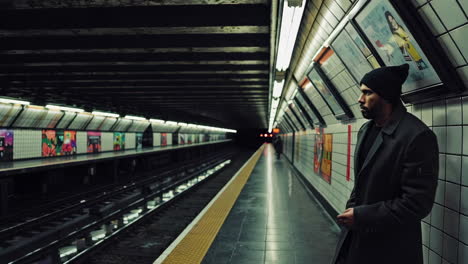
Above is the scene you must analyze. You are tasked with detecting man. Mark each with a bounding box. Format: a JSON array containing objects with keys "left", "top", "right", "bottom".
[
  {"left": 272, "top": 135, "right": 283, "bottom": 159},
  {"left": 331, "top": 64, "right": 438, "bottom": 264}
]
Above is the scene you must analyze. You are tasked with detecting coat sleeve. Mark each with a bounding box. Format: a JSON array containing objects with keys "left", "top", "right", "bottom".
[{"left": 353, "top": 130, "right": 439, "bottom": 229}]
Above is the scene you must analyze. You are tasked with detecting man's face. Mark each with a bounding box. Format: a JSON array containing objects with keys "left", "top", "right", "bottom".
[{"left": 358, "top": 84, "right": 385, "bottom": 119}]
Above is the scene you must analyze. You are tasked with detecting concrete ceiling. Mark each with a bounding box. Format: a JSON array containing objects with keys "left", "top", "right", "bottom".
[{"left": 0, "top": 0, "right": 272, "bottom": 129}]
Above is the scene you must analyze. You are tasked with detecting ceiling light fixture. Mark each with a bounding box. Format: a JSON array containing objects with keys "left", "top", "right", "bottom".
[{"left": 46, "top": 104, "right": 84, "bottom": 112}]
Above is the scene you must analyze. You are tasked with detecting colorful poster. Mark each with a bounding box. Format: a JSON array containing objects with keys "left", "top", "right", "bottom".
[
  {"left": 42, "top": 130, "right": 77, "bottom": 157},
  {"left": 60, "top": 131, "right": 77, "bottom": 156},
  {"left": 113, "top": 132, "right": 125, "bottom": 151},
  {"left": 0, "top": 130, "right": 13, "bottom": 161},
  {"left": 313, "top": 129, "right": 323, "bottom": 175},
  {"left": 355, "top": 0, "right": 440, "bottom": 93},
  {"left": 42, "top": 130, "right": 58, "bottom": 157},
  {"left": 194, "top": 134, "right": 200, "bottom": 143},
  {"left": 161, "top": 133, "right": 167, "bottom": 146},
  {"left": 187, "top": 134, "right": 193, "bottom": 144},
  {"left": 136, "top": 133, "right": 143, "bottom": 150},
  {"left": 321, "top": 134, "right": 333, "bottom": 184},
  {"left": 87, "top": 132, "right": 101, "bottom": 153}
]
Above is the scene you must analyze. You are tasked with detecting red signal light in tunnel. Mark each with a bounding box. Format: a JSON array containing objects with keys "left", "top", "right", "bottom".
[{"left": 260, "top": 134, "right": 264, "bottom": 137}]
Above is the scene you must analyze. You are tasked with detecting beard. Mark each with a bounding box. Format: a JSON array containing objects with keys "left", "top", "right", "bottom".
[{"left": 360, "top": 105, "right": 376, "bottom": 119}]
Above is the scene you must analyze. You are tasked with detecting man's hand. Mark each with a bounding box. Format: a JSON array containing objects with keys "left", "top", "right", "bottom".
[{"left": 337, "top": 208, "right": 354, "bottom": 227}]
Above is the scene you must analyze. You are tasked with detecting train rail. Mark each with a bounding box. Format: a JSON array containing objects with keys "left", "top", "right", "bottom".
[{"left": 0, "top": 149, "right": 238, "bottom": 264}]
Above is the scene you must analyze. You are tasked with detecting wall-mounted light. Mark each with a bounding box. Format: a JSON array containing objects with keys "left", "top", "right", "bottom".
[
  {"left": 124, "top": 115, "right": 147, "bottom": 121},
  {"left": 275, "top": 0, "right": 306, "bottom": 71},
  {"left": 0, "top": 97, "right": 30, "bottom": 105},
  {"left": 46, "top": 104, "right": 84, "bottom": 112},
  {"left": 92, "top": 111, "right": 119, "bottom": 118},
  {"left": 150, "top": 118, "right": 165, "bottom": 123}
]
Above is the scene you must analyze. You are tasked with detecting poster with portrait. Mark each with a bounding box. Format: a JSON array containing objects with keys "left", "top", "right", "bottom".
[
  {"left": 313, "top": 128, "right": 323, "bottom": 175},
  {"left": 87, "top": 132, "right": 101, "bottom": 153},
  {"left": 0, "top": 130, "right": 13, "bottom": 161},
  {"left": 42, "top": 130, "right": 58, "bottom": 157},
  {"left": 354, "top": 0, "right": 440, "bottom": 94},
  {"left": 113, "top": 132, "right": 125, "bottom": 151},
  {"left": 321, "top": 134, "right": 333, "bottom": 184},
  {"left": 136, "top": 133, "right": 143, "bottom": 150}
]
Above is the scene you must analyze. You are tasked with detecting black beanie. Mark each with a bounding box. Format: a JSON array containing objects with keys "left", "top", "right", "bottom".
[{"left": 360, "top": 64, "right": 409, "bottom": 103}]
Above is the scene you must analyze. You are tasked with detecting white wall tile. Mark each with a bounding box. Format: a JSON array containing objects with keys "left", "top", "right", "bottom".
[
  {"left": 433, "top": 101, "right": 446, "bottom": 126},
  {"left": 76, "top": 131, "right": 87, "bottom": 154},
  {"left": 439, "top": 154, "right": 446, "bottom": 180},
  {"left": 460, "top": 0, "right": 468, "bottom": 14},
  {"left": 462, "top": 156, "right": 468, "bottom": 185},
  {"left": 433, "top": 127, "right": 447, "bottom": 153},
  {"left": 447, "top": 126, "right": 462, "bottom": 154},
  {"left": 460, "top": 214, "right": 468, "bottom": 244},
  {"left": 430, "top": 227, "right": 444, "bottom": 255},
  {"left": 444, "top": 208, "right": 460, "bottom": 238},
  {"left": 457, "top": 66, "right": 468, "bottom": 89},
  {"left": 421, "top": 102, "right": 433, "bottom": 126},
  {"left": 422, "top": 222, "right": 431, "bottom": 246},
  {"left": 450, "top": 24, "right": 468, "bottom": 61},
  {"left": 431, "top": 0, "right": 468, "bottom": 30},
  {"left": 463, "top": 97, "right": 468, "bottom": 124},
  {"left": 438, "top": 33, "right": 466, "bottom": 67},
  {"left": 126, "top": 133, "right": 135, "bottom": 149},
  {"left": 463, "top": 127, "right": 468, "bottom": 155},
  {"left": 460, "top": 241, "right": 468, "bottom": 264},
  {"left": 445, "top": 182, "right": 461, "bottom": 211},
  {"left": 432, "top": 203, "right": 445, "bottom": 229},
  {"left": 101, "top": 132, "right": 113, "bottom": 152},
  {"left": 446, "top": 155, "right": 461, "bottom": 183},
  {"left": 443, "top": 233, "right": 459, "bottom": 263},
  {"left": 423, "top": 246, "right": 429, "bottom": 264},
  {"left": 435, "top": 180, "right": 446, "bottom": 204},
  {"left": 461, "top": 186, "right": 468, "bottom": 215},
  {"left": 420, "top": 4, "right": 447, "bottom": 35},
  {"left": 446, "top": 98, "right": 462, "bottom": 125}
]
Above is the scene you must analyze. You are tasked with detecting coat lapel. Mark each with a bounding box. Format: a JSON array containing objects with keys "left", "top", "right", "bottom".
[{"left": 354, "top": 121, "right": 371, "bottom": 178}]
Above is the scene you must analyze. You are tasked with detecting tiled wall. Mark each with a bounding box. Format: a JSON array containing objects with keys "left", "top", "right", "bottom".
[
  {"left": 101, "top": 132, "right": 113, "bottom": 152},
  {"left": 126, "top": 132, "right": 135, "bottom": 149},
  {"left": 153, "top": 133, "right": 161, "bottom": 147},
  {"left": 76, "top": 131, "right": 87, "bottom": 154},
  {"left": 13, "top": 129, "right": 41, "bottom": 160},
  {"left": 279, "top": 1, "right": 468, "bottom": 263}
]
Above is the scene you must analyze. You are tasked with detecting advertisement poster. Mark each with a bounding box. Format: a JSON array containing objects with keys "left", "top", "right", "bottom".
[
  {"left": 0, "top": 130, "right": 13, "bottom": 161},
  {"left": 136, "top": 133, "right": 143, "bottom": 150},
  {"left": 355, "top": 0, "right": 440, "bottom": 93},
  {"left": 42, "top": 130, "right": 77, "bottom": 157},
  {"left": 42, "top": 130, "right": 58, "bottom": 157},
  {"left": 187, "top": 134, "right": 193, "bottom": 144},
  {"left": 321, "top": 134, "right": 333, "bottom": 184},
  {"left": 113, "top": 132, "right": 125, "bottom": 151},
  {"left": 203, "top": 134, "right": 210, "bottom": 142},
  {"left": 194, "top": 134, "right": 200, "bottom": 143},
  {"left": 313, "top": 129, "right": 323, "bottom": 175},
  {"left": 87, "top": 132, "right": 101, "bottom": 153},
  {"left": 61, "top": 131, "right": 77, "bottom": 156},
  {"left": 161, "top": 133, "right": 167, "bottom": 146}
]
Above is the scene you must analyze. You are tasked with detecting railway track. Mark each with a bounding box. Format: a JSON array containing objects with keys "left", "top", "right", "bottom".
[{"left": 0, "top": 148, "right": 244, "bottom": 264}]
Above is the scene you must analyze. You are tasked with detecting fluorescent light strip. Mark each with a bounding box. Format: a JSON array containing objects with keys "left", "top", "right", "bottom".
[
  {"left": 0, "top": 97, "right": 30, "bottom": 105},
  {"left": 150, "top": 118, "right": 165, "bottom": 123},
  {"left": 124, "top": 115, "right": 147, "bottom": 121},
  {"left": 177, "top": 122, "right": 188, "bottom": 126},
  {"left": 165, "top": 121, "right": 178, "bottom": 126},
  {"left": 92, "top": 111, "right": 119, "bottom": 118},
  {"left": 46, "top": 104, "right": 84, "bottom": 112},
  {"left": 272, "top": 80, "right": 285, "bottom": 98}
]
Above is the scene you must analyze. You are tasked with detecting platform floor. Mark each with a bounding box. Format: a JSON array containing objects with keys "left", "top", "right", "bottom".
[{"left": 201, "top": 144, "right": 340, "bottom": 264}]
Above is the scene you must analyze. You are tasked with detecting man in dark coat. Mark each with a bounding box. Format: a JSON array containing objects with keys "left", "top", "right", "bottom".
[
  {"left": 272, "top": 135, "right": 283, "bottom": 159},
  {"left": 332, "top": 64, "right": 439, "bottom": 264}
]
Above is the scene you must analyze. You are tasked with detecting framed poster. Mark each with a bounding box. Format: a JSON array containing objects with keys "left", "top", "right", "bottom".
[
  {"left": 87, "top": 132, "right": 101, "bottom": 153},
  {"left": 321, "top": 133, "right": 333, "bottom": 184},
  {"left": 297, "top": 82, "right": 326, "bottom": 126},
  {"left": 113, "top": 132, "right": 125, "bottom": 151},
  {"left": 353, "top": 0, "right": 464, "bottom": 101},
  {"left": 331, "top": 23, "right": 376, "bottom": 83},
  {"left": 307, "top": 65, "right": 354, "bottom": 120},
  {"left": 0, "top": 130, "right": 14, "bottom": 161}
]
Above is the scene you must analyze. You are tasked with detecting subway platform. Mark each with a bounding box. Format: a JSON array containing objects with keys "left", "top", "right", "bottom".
[{"left": 156, "top": 143, "right": 340, "bottom": 264}]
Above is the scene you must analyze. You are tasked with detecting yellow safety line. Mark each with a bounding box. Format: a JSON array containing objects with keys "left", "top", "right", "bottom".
[{"left": 162, "top": 145, "right": 265, "bottom": 264}]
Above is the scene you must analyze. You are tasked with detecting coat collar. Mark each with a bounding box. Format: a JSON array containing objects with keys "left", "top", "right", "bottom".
[{"left": 355, "top": 102, "right": 407, "bottom": 177}]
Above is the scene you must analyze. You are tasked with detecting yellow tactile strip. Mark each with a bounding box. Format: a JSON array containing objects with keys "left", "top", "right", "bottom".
[{"left": 162, "top": 145, "right": 265, "bottom": 264}]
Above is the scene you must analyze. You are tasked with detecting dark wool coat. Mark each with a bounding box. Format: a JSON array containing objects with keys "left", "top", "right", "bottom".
[{"left": 331, "top": 103, "right": 438, "bottom": 264}]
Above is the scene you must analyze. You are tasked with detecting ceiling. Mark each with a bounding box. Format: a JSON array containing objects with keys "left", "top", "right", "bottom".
[{"left": 0, "top": 0, "right": 273, "bottom": 129}]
